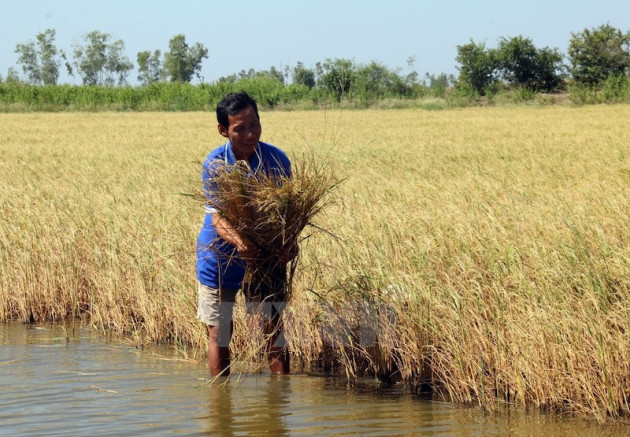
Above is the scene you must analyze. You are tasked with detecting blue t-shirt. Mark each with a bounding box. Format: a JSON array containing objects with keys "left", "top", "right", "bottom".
[{"left": 196, "top": 141, "right": 292, "bottom": 289}]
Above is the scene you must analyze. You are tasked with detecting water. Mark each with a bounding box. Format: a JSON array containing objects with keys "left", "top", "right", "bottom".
[{"left": 0, "top": 323, "right": 626, "bottom": 436}]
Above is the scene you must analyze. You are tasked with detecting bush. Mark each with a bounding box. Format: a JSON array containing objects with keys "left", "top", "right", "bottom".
[
  {"left": 602, "top": 75, "right": 630, "bottom": 102},
  {"left": 569, "top": 76, "right": 630, "bottom": 104}
]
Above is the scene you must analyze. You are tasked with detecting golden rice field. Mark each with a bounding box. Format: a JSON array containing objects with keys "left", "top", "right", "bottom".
[{"left": 1, "top": 106, "right": 630, "bottom": 421}]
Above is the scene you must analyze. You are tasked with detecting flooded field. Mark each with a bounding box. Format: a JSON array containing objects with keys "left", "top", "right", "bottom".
[
  {"left": 3, "top": 109, "right": 630, "bottom": 419},
  {"left": 1, "top": 323, "right": 626, "bottom": 436}
]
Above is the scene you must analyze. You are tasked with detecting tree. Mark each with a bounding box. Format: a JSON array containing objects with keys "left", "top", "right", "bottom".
[
  {"left": 163, "top": 34, "right": 208, "bottom": 83},
  {"left": 406, "top": 56, "right": 419, "bottom": 85},
  {"left": 496, "top": 36, "right": 564, "bottom": 91},
  {"left": 455, "top": 39, "right": 497, "bottom": 95},
  {"left": 424, "top": 72, "right": 454, "bottom": 96},
  {"left": 532, "top": 47, "right": 566, "bottom": 91},
  {"left": 14, "top": 40, "right": 39, "bottom": 84},
  {"left": 568, "top": 24, "right": 630, "bottom": 86},
  {"left": 353, "top": 61, "right": 409, "bottom": 98},
  {"left": 264, "top": 66, "right": 284, "bottom": 84},
  {"left": 72, "top": 31, "right": 133, "bottom": 85},
  {"left": 216, "top": 67, "right": 283, "bottom": 84},
  {"left": 314, "top": 62, "right": 323, "bottom": 84},
  {"left": 105, "top": 39, "right": 134, "bottom": 86},
  {"left": 137, "top": 50, "right": 165, "bottom": 85},
  {"left": 14, "top": 29, "right": 62, "bottom": 85},
  {"left": 237, "top": 68, "right": 257, "bottom": 80},
  {"left": 319, "top": 58, "right": 356, "bottom": 101},
  {"left": 6, "top": 67, "right": 21, "bottom": 84},
  {"left": 293, "top": 62, "right": 315, "bottom": 88},
  {"left": 37, "top": 29, "right": 62, "bottom": 85},
  {"left": 73, "top": 31, "right": 108, "bottom": 85},
  {"left": 497, "top": 36, "right": 537, "bottom": 86}
]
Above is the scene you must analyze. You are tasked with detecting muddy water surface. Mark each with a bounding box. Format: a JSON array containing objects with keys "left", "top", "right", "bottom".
[{"left": 0, "top": 323, "right": 626, "bottom": 436}]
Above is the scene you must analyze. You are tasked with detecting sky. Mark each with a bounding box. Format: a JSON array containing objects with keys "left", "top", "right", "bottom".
[{"left": 1, "top": 0, "right": 629, "bottom": 85}]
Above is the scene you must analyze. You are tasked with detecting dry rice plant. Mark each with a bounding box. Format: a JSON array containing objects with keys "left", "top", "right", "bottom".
[
  {"left": 197, "top": 151, "right": 339, "bottom": 376},
  {"left": 201, "top": 151, "right": 339, "bottom": 302}
]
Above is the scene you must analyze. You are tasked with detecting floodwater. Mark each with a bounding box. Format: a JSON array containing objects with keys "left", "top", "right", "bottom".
[{"left": 0, "top": 323, "right": 627, "bottom": 436}]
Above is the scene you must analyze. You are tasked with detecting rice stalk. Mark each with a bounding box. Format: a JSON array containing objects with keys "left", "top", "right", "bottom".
[{"left": 202, "top": 151, "right": 340, "bottom": 302}]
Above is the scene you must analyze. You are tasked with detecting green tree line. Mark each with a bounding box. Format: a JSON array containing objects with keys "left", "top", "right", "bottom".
[
  {"left": 455, "top": 24, "right": 630, "bottom": 100},
  {"left": 1, "top": 24, "right": 629, "bottom": 110}
]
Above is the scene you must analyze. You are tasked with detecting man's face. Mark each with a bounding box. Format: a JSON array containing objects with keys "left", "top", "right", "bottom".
[{"left": 218, "top": 105, "right": 261, "bottom": 161}]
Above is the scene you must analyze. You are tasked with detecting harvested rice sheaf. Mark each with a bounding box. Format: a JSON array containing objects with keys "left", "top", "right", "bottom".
[{"left": 203, "top": 154, "right": 338, "bottom": 302}]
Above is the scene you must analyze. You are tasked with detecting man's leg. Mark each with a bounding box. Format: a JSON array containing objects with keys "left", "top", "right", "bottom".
[
  {"left": 246, "top": 265, "right": 290, "bottom": 375},
  {"left": 207, "top": 322, "right": 232, "bottom": 377},
  {"left": 265, "top": 302, "right": 290, "bottom": 375},
  {"left": 198, "top": 283, "right": 237, "bottom": 377}
]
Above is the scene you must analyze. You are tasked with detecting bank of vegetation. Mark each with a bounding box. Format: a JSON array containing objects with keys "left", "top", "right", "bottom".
[
  {"left": 2, "top": 107, "right": 630, "bottom": 423},
  {"left": 1, "top": 24, "right": 629, "bottom": 111}
]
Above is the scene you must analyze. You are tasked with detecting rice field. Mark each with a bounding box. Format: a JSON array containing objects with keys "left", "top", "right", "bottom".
[{"left": 1, "top": 105, "right": 630, "bottom": 421}]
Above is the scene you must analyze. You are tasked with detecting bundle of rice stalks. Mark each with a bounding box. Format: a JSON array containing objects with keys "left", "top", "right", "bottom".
[{"left": 204, "top": 152, "right": 339, "bottom": 302}]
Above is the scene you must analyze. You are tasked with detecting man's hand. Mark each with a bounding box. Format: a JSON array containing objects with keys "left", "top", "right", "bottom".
[
  {"left": 236, "top": 240, "right": 261, "bottom": 263},
  {"left": 212, "top": 213, "right": 260, "bottom": 263}
]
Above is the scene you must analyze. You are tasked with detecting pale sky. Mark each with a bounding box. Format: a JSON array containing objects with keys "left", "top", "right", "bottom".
[{"left": 1, "top": 0, "right": 628, "bottom": 84}]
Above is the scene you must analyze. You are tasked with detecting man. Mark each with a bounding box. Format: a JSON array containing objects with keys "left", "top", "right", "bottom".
[{"left": 196, "top": 91, "right": 294, "bottom": 377}]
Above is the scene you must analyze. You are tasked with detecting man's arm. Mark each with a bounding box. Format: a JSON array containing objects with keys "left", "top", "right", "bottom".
[{"left": 212, "top": 212, "right": 260, "bottom": 261}]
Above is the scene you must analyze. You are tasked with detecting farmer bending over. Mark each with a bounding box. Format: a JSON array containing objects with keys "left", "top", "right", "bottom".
[{"left": 196, "top": 91, "right": 296, "bottom": 377}]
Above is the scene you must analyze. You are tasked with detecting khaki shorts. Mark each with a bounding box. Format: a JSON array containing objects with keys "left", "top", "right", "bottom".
[
  {"left": 196, "top": 283, "right": 238, "bottom": 326},
  {"left": 196, "top": 282, "right": 288, "bottom": 326}
]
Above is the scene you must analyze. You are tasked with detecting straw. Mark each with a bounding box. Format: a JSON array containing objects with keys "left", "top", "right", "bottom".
[{"left": 203, "top": 152, "right": 339, "bottom": 301}]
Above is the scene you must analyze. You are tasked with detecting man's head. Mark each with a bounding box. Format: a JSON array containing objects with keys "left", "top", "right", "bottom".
[
  {"left": 216, "top": 91, "right": 259, "bottom": 129},
  {"left": 216, "top": 91, "right": 262, "bottom": 161}
]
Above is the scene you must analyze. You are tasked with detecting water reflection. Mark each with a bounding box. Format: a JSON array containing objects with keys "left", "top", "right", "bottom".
[
  {"left": 1, "top": 323, "right": 628, "bottom": 436},
  {"left": 205, "top": 376, "right": 291, "bottom": 436}
]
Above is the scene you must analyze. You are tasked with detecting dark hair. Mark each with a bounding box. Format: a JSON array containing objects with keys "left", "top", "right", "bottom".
[{"left": 216, "top": 91, "right": 259, "bottom": 128}]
